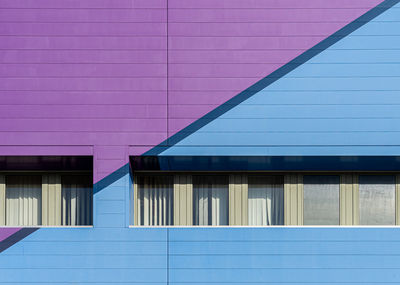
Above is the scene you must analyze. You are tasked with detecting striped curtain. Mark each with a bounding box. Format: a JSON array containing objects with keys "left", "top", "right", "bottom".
[
  {"left": 137, "top": 176, "right": 173, "bottom": 226},
  {"left": 5, "top": 175, "right": 42, "bottom": 226},
  {"left": 248, "top": 176, "right": 284, "bottom": 226},
  {"left": 61, "top": 176, "right": 92, "bottom": 226},
  {"left": 193, "top": 176, "right": 229, "bottom": 226}
]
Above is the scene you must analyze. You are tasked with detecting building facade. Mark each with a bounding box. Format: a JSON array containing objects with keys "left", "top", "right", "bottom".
[{"left": 1, "top": 0, "right": 400, "bottom": 283}]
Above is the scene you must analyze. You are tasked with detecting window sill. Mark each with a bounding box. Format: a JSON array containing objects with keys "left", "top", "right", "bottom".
[{"left": 129, "top": 225, "right": 400, "bottom": 228}]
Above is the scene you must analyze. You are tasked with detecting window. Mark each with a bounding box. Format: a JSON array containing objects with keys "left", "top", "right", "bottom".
[
  {"left": 132, "top": 172, "right": 400, "bottom": 227},
  {"left": 303, "top": 175, "right": 340, "bottom": 225},
  {"left": 193, "top": 176, "right": 229, "bottom": 226},
  {"left": 61, "top": 175, "right": 93, "bottom": 226},
  {"left": 359, "top": 175, "right": 395, "bottom": 225},
  {"left": 248, "top": 176, "right": 284, "bottom": 226},
  {"left": 0, "top": 173, "right": 93, "bottom": 226}
]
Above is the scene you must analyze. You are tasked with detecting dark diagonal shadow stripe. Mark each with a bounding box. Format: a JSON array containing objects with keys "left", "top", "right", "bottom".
[{"left": 0, "top": 228, "right": 39, "bottom": 253}]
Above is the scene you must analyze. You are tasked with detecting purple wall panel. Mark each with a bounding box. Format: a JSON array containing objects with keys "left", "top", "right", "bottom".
[
  {"left": 0, "top": 0, "right": 166, "bottom": 8},
  {"left": 168, "top": 0, "right": 383, "bottom": 9},
  {"left": 0, "top": 105, "right": 166, "bottom": 119},
  {"left": 169, "top": 9, "right": 374, "bottom": 23},
  {"left": 0, "top": 91, "right": 166, "bottom": 105},
  {"left": 0, "top": 0, "right": 383, "bottom": 183},
  {"left": 0, "top": 9, "right": 167, "bottom": 23},
  {"left": 0, "top": 37, "right": 166, "bottom": 49},
  {"left": 0, "top": 64, "right": 167, "bottom": 77}
]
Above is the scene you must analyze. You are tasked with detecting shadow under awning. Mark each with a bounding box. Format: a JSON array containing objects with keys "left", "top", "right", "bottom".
[{"left": 131, "top": 156, "right": 400, "bottom": 172}]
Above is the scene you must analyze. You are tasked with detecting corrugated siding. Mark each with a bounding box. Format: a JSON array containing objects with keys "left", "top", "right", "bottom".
[
  {"left": 3, "top": 227, "right": 400, "bottom": 283},
  {"left": 3, "top": 0, "right": 400, "bottom": 284},
  {"left": 168, "top": 228, "right": 400, "bottom": 284}
]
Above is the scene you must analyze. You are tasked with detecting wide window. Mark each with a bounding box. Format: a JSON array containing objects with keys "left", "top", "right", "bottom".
[
  {"left": 359, "top": 175, "right": 395, "bottom": 225},
  {"left": 303, "top": 175, "right": 340, "bottom": 225},
  {"left": 132, "top": 172, "right": 400, "bottom": 227},
  {"left": 1, "top": 173, "right": 93, "bottom": 226}
]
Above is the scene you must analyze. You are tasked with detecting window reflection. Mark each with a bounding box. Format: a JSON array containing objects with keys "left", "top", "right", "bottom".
[
  {"left": 304, "top": 175, "right": 340, "bottom": 225},
  {"left": 359, "top": 175, "right": 395, "bottom": 225}
]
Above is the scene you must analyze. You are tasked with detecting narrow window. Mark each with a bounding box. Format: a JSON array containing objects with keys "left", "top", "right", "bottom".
[
  {"left": 137, "top": 176, "right": 173, "bottom": 226},
  {"left": 61, "top": 175, "right": 93, "bottom": 226},
  {"left": 6, "top": 175, "right": 42, "bottom": 226},
  {"left": 193, "top": 176, "right": 229, "bottom": 226},
  {"left": 248, "top": 176, "right": 284, "bottom": 226},
  {"left": 303, "top": 175, "right": 340, "bottom": 225},
  {"left": 359, "top": 175, "right": 395, "bottom": 225}
]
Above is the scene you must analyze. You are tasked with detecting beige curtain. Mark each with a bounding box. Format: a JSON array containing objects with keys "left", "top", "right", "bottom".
[
  {"left": 137, "top": 176, "right": 173, "bottom": 226},
  {"left": 61, "top": 176, "right": 92, "bottom": 226},
  {"left": 5, "top": 175, "right": 42, "bottom": 226}
]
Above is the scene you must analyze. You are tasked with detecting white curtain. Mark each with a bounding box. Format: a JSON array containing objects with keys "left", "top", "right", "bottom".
[
  {"left": 248, "top": 176, "right": 284, "bottom": 226},
  {"left": 5, "top": 175, "right": 42, "bottom": 226},
  {"left": 193, "top": 176, "right": 228, "bottom": 226},
  {"left": 62, "top": 176, "right": 92, "bottom": 226},
  {"left": 138, "top": 176, "right": 173, "bottom": 226}
]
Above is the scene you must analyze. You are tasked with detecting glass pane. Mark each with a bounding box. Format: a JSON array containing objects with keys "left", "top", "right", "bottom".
[
  {"left": 304, "top": 175, "right": 340, "bottom": 225},
  {"left": 193, "top": 176, "right": 229, "bottom": 226},
  {"left": 137, "top": 176, "right": 173, "bottom": 226},
  {"left": 359, "top": 175, "right": 395, "bottom": 225},
  {"left": 5, "top": 175, "right": 42, "bottom": 226},
  {"left": 62, "top": 175, "right": 93, "bottom": 226},
  {"left": 248, "top": 176, "right": 284, "bottom": 226}
]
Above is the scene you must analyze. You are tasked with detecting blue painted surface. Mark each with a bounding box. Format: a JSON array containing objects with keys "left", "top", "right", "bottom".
[
  {"left": 161, "top": 1, "right": 400, "bottom": 156},
  {"left": 3, "top": 226, "right": 400, "bottom": 283}
]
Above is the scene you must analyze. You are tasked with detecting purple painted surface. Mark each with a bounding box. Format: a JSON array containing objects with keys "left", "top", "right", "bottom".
[
  {"left": 0, "top": 0, "right": 382, "bottom": 185},
  {"left": 168, "top": 0, "right": 383, "bottom": 9},
  {"left": 0, "top": 228, "right": 20, "bottom": 242}
]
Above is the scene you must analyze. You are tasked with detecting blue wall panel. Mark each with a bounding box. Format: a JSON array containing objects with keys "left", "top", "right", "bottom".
[
  {"left": 3, "top": 226, "right": 400, "bottom": 284},
  {"left": 0, "top": 228, "right": 168, "bottom": 283},
  {"left": 168, "top": 228, "right": 400, "bottom": 284}
]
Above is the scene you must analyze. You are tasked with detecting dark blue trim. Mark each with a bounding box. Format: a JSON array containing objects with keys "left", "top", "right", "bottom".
[
  {"left": 132, "top": 156, "right": 400, "bottom": 172},
  {"left": 143, "top": 0, "right": 400, "bottom": 156},
  {"left": 0, "top": 156, "right": 92, "bottom": 171}
]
